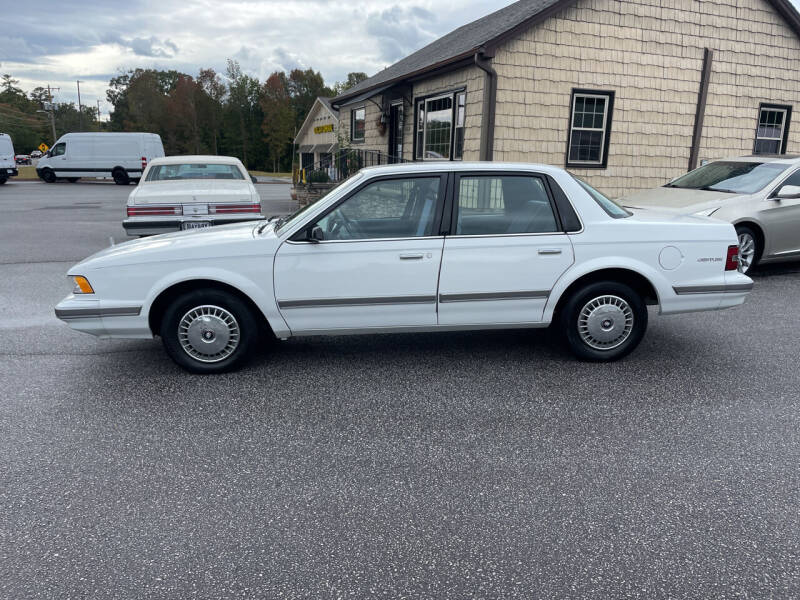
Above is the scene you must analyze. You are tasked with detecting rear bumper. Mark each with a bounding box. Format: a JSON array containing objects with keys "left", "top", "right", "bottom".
[
  {"left": 2, "top": 167, "right": 18, "bottom": 177},
  {"left": 123, "top": 215, "right": 264, "bottom": 236},
  {"left": 661, "top": 275, "right": 753, "bottom": 315},
  {"left": 55, "top": 295, "right": 152, "bottom": 338}
]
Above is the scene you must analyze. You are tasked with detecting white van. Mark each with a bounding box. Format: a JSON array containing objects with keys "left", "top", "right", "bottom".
[
  {"left": 0, "top": 133, "right": 17, "bottom": 184},
  {"left": 36, "top": 132, "right": 165, "bottom": 185}
]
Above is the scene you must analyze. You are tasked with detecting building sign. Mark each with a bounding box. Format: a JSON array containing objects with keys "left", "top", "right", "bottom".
[{"left": 313, "top": 124, "right": 334, "bottom": 134}]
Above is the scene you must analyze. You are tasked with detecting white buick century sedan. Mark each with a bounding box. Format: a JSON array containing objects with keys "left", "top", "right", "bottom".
[
  {"left": 123, "top": 155, "right": 263, "bottom": 236},
  {"left": 56, "top": 163, "right": 752, "bottom": 374}
]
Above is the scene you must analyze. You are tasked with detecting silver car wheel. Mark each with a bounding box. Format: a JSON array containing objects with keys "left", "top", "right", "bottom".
[
  {"left": 178, "top": 305, "right": 240, "bottom": 363},
  {"left": 738, "top": 231, "right": 756, "bottom": 273},
  {"left": 577, "top": 295, "right": 634, "bottom": 351}
]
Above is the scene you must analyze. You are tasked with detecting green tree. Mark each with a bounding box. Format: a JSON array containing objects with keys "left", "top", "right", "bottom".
[
  {"left": 260, "top": 72, "right": 294, "bottom": 172},
  {"left": 332, "top": 72, "right": 368, "bottom": 95}
]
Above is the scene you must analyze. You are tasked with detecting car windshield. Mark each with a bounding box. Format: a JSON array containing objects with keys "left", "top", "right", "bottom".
[
  {"left": 572, "top": 175, "right": 630, "bottom": 218},
  {"left": 274, "top": 172, "right": 364, "bottom": 233},
  {"left": 665, "top": 161, "right": 789, "bottom": 194},
  {"left": 146, "top": 163, "right": 245, "bottom": 181}
]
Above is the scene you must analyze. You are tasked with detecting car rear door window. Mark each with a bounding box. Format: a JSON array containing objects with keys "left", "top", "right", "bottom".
[
  {"left": 455, "top": 175, "right": 559, "bottom": 235},
  {"left": 315, "top": 177, "right": 441, "bottom": 241}
]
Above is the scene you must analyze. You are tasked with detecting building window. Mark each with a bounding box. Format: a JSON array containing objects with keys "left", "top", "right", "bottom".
[
  {"left": 351, "top": 107, "right": 366, "bottom": 143},
  {"left": 414, "top": 90, "right": 465, "bottom": 161},
  {"left": 754, "top": 103, "right": 791, "bottom": 155},
  {"left": 566, "top": 90, "right": 614, "bottom": 169}
]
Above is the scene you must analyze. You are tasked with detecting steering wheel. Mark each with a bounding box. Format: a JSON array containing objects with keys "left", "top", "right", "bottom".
[{"left": 326, "top": 210, "right": 363, "bottom": 239}]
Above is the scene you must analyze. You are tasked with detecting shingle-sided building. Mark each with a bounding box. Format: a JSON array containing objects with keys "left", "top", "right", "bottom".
[
  {"left": 294, "top": 97, "right": 339, "bottom": 172},
  {"left": 331, "top": 0, "right": 800, "bottom": 197}
]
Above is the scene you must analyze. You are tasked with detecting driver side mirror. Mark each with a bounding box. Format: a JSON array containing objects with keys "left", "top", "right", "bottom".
[
  {"left": 776, "top": 185, "right": 800, "bottom": 200},
  {"left": 302, "top": 225, "right": 324, "bottom": 243},
  {"left": 250, "top": 174, "right": 257, "bottom": 184}
]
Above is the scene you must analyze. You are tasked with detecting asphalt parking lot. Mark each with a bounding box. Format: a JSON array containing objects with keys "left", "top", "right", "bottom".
[{"left": 1, "top": 179, "right": 799, "bottom": 598}]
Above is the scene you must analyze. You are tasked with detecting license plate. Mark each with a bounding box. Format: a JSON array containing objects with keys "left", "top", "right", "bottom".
[
  {"left": 182, "top": 221, "right": 211, "bottom": 230},
  {"left": 6, "top": 169, "right": 12, "bottom": 174}
]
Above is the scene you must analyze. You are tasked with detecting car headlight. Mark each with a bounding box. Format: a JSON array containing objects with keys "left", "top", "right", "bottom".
[
  {"left": 70, "top": 275, "right": 94, "bottom": 294},
  {"left": 692, "top": 207, "right": 720, "bottom": 217}
]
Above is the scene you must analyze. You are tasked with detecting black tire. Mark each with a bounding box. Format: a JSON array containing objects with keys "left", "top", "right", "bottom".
[
  {"left": 735, "top": 225, "right": 760, "bottom": 274},
  {"left": 0, "top": 177, "right": 6, "bottom": 185},
  {"left": 67, "top": 177, "right": 80, "bottom": 183},
  {"left": 160, "top": 289, "right": 258, "bottom": 374},
  {"left": 112, "top": 168, "right": 130, "bottom": 185},
  {"left": 41, "top": 169, "right": 56, "bottom": 183},
  {"left": 560, "top": 281, "right": 647, "bottom": 362}
]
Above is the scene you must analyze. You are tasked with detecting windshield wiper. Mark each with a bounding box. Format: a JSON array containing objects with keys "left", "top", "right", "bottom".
[{"left": 699, "top": 186, "right": 737, "bottom": 193}]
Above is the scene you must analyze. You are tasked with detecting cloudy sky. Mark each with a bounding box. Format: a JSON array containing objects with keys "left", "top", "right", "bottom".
[
  {"left": 0, "top": 0, "right": 518, "bottom": 118},
  {"left": 2, "top": 0, "right": 799, "bottom": 119}
]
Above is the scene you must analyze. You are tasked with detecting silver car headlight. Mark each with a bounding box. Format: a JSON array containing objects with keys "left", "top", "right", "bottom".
[{"left": 692, "top": 207, "right": 720, "bottom": 217}]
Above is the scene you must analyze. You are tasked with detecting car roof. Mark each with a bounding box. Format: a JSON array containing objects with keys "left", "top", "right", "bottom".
[
  {"left": 713, "top": 155, "right": 800, "bottom": 164},
  {"left": 148, "top": 155, "right": 244, "bottom": 166},
  {"left": 359, "top": 161, "right": 566, "bottom": 177}
]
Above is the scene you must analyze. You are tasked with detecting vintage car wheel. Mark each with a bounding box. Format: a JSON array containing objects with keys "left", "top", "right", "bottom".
[
  {"left": 160, "top": 289, "right": 258, "bottom": 374},
  {"left": 735, "top": 225, "right": 760, "bottom": 274},
  {"left": 561, "top": 281, "right": 647, "bottom": 361}
]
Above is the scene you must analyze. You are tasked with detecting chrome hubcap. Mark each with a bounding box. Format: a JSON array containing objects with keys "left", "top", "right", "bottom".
[
  {"left": 578, "top": 295, "right": 634, "bottom": 350},
  {"left": 178, "top": 305, "right": 240, "bottom": 363},
  {"left": 738, "top": 232, "right": 756, "bottom": 273}
]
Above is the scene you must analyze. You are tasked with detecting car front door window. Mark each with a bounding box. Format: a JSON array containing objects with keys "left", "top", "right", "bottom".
[
  {"left": 51, "top": 143, "right": 66, "bottom": 157},
  {"left": 315, "top": 177, "right": 441, "bottom": 241}
]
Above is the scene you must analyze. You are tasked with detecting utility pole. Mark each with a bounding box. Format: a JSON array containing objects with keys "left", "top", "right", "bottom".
[
  {"left": 96, "top": 99, "right": 101, "bottom": 122},
  {"left": 46, "top": 85, "right": 60, "bottom": 144},
  {"left": 76, "top": 80, "right": 83, "bottom": 132}
]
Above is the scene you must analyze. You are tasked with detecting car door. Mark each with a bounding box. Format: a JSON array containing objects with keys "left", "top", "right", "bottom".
[
  {"left": 761, "top": 169, "right": 800, "bottom": 258},
  {"left": 437, "top": 172, "right": 575, "bottom": 326},
  {"left": 49, "top": 142, "right": 67, "bottom": 175},
  {"left": 274, "top": 174, "right": 447, "bottom": 333}
]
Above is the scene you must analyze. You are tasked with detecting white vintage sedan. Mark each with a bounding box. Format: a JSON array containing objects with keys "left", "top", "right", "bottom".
[
  {"left": 123, "top": 155, "right": 262, "bottom": 236},
  {"left": 57, "top": 162, "right": 752, "bottom": 373}
]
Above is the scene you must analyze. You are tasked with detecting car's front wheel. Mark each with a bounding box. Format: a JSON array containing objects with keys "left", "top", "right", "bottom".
[
  {"left": 40, "top": 169, "right": 56, "bottom": 183},
  {"left": 560, "top": 281, "right": 647, "bottom": 361},
  {"left": 160, "top": 289, "right": 258, "bottom": 374},
  {"left": 735, "top": 225, "right": 760, "bottom": 274}
]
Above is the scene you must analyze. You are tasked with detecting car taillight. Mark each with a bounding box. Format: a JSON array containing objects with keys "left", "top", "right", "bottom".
[
  {"left": 141, "top": 156, "right": 147, "bottom": 171},
  {"left": 725, "top": 245, "right": 739, "bottom": 271},
  {"left": 208, "top": 203, "right": 262, "bottom": 214},
  {"left": 127, "top": 205, "right": 182, "bottom": 216}
]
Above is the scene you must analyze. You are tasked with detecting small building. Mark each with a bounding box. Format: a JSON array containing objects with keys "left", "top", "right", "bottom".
[
  {"left": 331, "top": 0, "right": 800, "bottom": 197},
  {"left": 294, "top": 97, "right": 339, "bottom": 173}
]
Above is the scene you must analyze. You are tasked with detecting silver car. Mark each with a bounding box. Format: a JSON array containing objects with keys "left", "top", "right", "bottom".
[{"left": 622, "top": 156, "right": 800, "bottom": 273}]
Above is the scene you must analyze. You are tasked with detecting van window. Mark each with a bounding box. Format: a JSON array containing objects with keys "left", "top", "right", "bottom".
[
  {"left": 51, "top": 143, "right": 66, "bottom": 157},
  {"left": 146, "top": 163, "right": 245, "bottom": 181}
]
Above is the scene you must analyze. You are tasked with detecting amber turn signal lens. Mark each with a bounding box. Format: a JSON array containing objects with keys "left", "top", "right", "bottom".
[{"left": 72, "top": 276, "right": 94, "bottom": 294}]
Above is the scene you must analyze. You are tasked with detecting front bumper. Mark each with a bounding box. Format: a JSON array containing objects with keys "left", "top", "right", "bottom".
[
  {"left": 55, "top": 295, "right": 151, "bottom": 338},
  {"left": 123, "top": 215, "right": 264, "bottom": 236}
]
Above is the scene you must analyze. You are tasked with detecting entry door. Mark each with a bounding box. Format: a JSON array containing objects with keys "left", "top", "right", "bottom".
[
  {"left": 388, "top": 103, "right": 404, "bottom": 163},
  {"left": 761, "top": 169, "right": 800, "bottom": 257},
  {"left": 437, "top": 173, "right": 575, "bottom": 326},
  {"left": 274, "top": 175, "right": 446, "bottom": 332}
]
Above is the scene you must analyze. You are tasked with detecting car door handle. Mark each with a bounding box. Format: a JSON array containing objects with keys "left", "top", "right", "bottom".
[
  {"left": 538, "top": 248, "right": 562, "bottom": 255},
  {"left": 399, "top": 253, "right": 424, "bottom": 260}
]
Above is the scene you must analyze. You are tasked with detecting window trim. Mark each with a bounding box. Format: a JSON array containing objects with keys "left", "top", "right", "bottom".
[
  {"left": 350, "top": 106, "right": 366, "bottom": 144},
  {"left": 412, "top": 88, "right": 466, "bottom": 162},
  {"left": 289, "top": 173, "right": 449, "bottom": 244},
  {"left": 565, "top": 89, "right": 615, "bottom": 170},
  {"left": 448, "top": 171, "right": 570, "bottom": 238},
  {"left": 754, "top": 103, "right": 792, "bottom": 155}
]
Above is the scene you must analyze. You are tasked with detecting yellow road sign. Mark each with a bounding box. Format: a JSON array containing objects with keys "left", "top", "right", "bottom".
[{"left": 38, "top": 143, "right": 49, "bottom": 152}]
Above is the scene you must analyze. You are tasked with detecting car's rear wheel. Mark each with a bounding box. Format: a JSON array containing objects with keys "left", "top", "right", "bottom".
[
  {"left": 560, "top": 281, "right": 647, "bottom": 361},
  {"left": 0, "top": 177, "right": 6, "bottom": 185},
  {"left": 41, "top": 169, "right": 56, "bottom": 183},
  {"left": 160, "top": 289, "right": 258, "bottom": 374},
  {"left": 112, "top": 168, "right": 130, "bottom": 185},
  {"left": 735, "top": 225, "right": 760, "bottom": 274}
]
